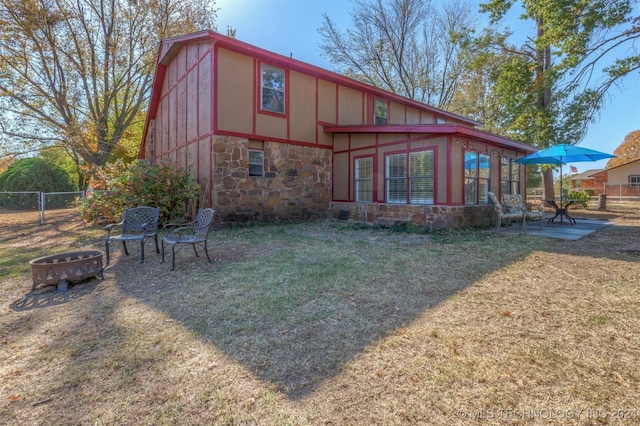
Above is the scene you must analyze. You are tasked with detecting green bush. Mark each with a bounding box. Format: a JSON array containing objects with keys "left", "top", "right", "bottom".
[
  {"left": 567, "top": 190, "right": 590, "bottom": 208},
  {"left": 0, "top": 158, "right": 77, "bottom": 209},
  {"left": 82, "top": 160, "right": 200, "bottom": 224},
  {"left": 0, "top": 157, "right": 77, "bottom": 192}
]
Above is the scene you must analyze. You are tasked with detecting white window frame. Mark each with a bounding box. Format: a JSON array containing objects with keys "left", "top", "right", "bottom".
[
  {"left": 355, "top": 157, "right": 374, "bottom": 202},
  {"left": 385, "top": 150, "right": 434, "bottom": 204},
  {"left": 248, "top": 149, "right": 264, "bottom": 177}
]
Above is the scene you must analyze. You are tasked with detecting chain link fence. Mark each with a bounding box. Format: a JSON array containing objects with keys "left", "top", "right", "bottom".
[{"left": 0, "top": 191, "right": 85, "bottom": 227}]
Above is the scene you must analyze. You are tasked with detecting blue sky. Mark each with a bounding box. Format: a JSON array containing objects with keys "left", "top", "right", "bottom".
[{"left": 216, "top": 0, "right": 640, "bottom": 171}]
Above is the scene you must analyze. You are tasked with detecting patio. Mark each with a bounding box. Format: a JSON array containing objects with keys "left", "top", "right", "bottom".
[{"left": 495, "top": 217, "right": 613, "bottom": 240}]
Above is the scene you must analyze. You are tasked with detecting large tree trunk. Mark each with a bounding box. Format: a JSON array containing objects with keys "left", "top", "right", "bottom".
[{"left": 541, "top": 168, "right": 555, "bottom": 200}]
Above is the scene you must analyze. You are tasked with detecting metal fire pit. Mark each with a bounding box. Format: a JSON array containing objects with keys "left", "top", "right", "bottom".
[{"left": 29, "top": 250, "right": 104, "bottom": 292}]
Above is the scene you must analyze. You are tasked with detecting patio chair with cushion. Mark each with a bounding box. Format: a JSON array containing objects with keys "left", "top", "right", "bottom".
[
  {"left": 104, "top": 206, "right": 160, "bottom": 265},
  {"left": 502, "top": 193, "right": 547, "bottom": 229},
  {"left": 488, "top": 191, "right": 526, "bottom": 232},
  {"left": 162, "top": 208, "right": 215, "bottom": 271}
]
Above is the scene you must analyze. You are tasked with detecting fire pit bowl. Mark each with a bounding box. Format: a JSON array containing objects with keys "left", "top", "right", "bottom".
[{"left": 29, "top": 250, "right": 104, "bottom": 292}]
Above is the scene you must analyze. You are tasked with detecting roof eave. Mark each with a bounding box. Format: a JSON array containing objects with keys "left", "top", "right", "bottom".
[{"left": 323, "top": 124, "right": 536, "bottom": 153}]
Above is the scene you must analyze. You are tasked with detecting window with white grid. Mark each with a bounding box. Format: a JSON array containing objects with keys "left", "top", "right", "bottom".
[
  {"left": 465, "top": 151, "right": 490, "bottom": 204},
  {"left": 501, "top": 158, "right": 520, "bottom": 195},
  {"left": 385, "top": 150, "right": 434, "bottom": 204},
  {"left": 249, "top": 150, "right": 264, "bottom": 177},
  {"left": 355, "top": 157, "right": 373, "bottom": 202}
]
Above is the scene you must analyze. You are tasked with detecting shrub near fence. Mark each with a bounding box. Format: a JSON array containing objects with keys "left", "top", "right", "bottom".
[
  {"left": 0, "top": 191, "right": 84, "bottom": 226},
  {"left": 0, "top": 191, "right": 40, "bottom": 210}
]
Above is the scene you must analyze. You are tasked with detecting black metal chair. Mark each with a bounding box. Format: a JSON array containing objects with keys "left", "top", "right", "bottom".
[
  {"left": 161, "top": 208, "right": 215, "bottom": 271},
  {"left": 104, "top": 206, "right": 160, "bottom": 265}
]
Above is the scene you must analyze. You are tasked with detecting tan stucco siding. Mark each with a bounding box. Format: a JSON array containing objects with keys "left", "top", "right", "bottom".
[
  {"left": 216, "top": 48, "right": 254, "bottom": 134},
  {"left": 389, "top": 102, "right": 405, "bottom": 125},
  {"left": 338, "top": 86, "right": 364, "bottom": 125},
  {"left": 289, "top": 71, "right": 317, "bottom": 143},
  {"left": 333, "top": 134, "right": 349, "bottom": 152},
  {"left": 350, "top": 134, "right": 376, "bottom": 150},
  {"left": 406, "top": 107, "right": 421, "bottom": 124},
  {"left": 420, "top": 112, "right": 434, "bottom": 124},
  {"left": 333, "top": 152, "right": 349, "bottom": 200},
  {"left": 197, "top": 49, "right": 213, "bottom": 136},
  {"left": 318, "top": 80, "right": 337, "bottom": 123},
  {"left": 256, "top": 113, "right": 287, "bottom": 140}
]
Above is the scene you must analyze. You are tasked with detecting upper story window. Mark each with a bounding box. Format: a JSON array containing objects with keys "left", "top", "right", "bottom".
[
  {"left": 249, "top": 149, "right": 264, "bottom": 177},
  {"left": 374, "top": 99, "right": 388, "bottom": 125},
  {"left": 436, "top": 117, "right": 446, "bottom": 124},
  {"left": 501, "top": 158, "right": 520, "bottom": 195},
  {"left": 261, "top": 64, "right": 285, "bottom": 114},
  {"left": 465, "top": 151, "right": 490, "bottom": 205}
]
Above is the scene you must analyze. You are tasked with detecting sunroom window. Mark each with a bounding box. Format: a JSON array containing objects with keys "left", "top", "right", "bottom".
[
  {"left": 501, "top": 158, "right": 520, "bottom": 195},
  {"left": 261, "top": 64, "right": 285, "bottom": 113},
  {"left": 465, "top": 151, "right": 490, "bottom": 204},
  {"left": 355, "top": 157, "right": 373, "bottom": 202},
  {"left": 385, "top": 150, "right": 434, "bottom": 204}
]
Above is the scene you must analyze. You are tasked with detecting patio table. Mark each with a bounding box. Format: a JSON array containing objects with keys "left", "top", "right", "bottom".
[{"left": 544, "top": 199, "right": 580, "bottom": 225}]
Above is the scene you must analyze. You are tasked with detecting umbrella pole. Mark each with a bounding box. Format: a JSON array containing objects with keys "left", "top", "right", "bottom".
[{"left": 559, "top": 157, "right": 564, "bottom": 205}]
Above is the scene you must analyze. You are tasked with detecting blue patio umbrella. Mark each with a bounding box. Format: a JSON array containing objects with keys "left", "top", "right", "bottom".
[{"left": 515, "top": 144, "right": 615, "bottom": 203}]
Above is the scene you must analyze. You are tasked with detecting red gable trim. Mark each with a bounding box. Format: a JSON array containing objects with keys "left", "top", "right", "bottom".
[
  {"left": 323, "top": 124, "right": 536, "bottom": 153},
  {"left": 141, "top": 30, "right": 489, "bottom": 157}
]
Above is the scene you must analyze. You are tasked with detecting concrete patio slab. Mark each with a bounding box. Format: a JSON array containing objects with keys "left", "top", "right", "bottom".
[{"left": 493, "top": 218, "right": 613, "bottom": 240}]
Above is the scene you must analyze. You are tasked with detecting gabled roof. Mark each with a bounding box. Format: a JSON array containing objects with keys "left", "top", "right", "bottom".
[
  {"left": 148, "top": 30, "right": 479, "bottom": 123},
  {"left": 569, "top": 169, "right": 604, "bottom": 180},
  {"left": 141, "top": 30, "right": 535, "bottom": 155}
]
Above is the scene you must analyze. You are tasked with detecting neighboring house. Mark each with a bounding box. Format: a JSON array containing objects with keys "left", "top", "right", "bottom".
[
  {"left": 588, "top": 159, "right": 640, "bottom": 197},
  {"left": 140, "top": 31, "right": 536, "bottom": 228},
  {"left": 569, "top": 169, "right": 604, "bottom": 191}
]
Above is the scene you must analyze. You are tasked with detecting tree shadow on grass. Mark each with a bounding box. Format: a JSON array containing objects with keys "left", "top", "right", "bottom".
[{"left": 110, "top": 226, "right": 545, "bottom": 400}]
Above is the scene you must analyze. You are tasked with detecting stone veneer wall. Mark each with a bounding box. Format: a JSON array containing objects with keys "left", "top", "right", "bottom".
[
  {"left": 329, "top": 202, "right": 495, "bottom": 229},
  {"left": 212, "top": 136, "right": 332, "bottom": 225}
]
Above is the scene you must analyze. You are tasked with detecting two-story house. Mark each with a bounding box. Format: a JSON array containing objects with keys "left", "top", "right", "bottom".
[{"left": 140, "top": 31, "right": 536, "bottom": 228}]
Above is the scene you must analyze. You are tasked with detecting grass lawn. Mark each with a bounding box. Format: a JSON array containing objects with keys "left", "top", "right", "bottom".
[{"left": 1, "top": 202, "right": 639, "bottom": 425}]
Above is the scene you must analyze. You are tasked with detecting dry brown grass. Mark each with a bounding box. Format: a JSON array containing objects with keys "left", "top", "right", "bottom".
[{"left": 1, "top": 201, "right": 639, "bottom": 425}]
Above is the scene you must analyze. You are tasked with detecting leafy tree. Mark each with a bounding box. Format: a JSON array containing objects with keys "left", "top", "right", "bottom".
[
  {"left": 108, "top": 109, "right": 146, "bottom": 165},
  {"left": 0, "top": 0, "right": 217, "bottom": 181},
  {"left": 464, "top": 0, "right": 639, "bottom": 199},
  {"left": 40, "top": 146, "right": 81, "bottom": 185},
  {"left": 606, "top": 129, "right": 640, "bottom": 168},
  {"left": 0, "top": 157, "right": 77, "bottom": 192},
  {"left": 318, "top": 0, "right": 478, "bottom": 109}
]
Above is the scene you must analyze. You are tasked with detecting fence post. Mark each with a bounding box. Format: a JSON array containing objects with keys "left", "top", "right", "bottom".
[
  {"left": 598, "top": 194, "right": 607, "bottom": 210},
  {"left": 619, "top": 184, "right": 622, "bottom": 201},
  {"left": 39, "top": 192, "right": 45, "bottom": 225}
]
